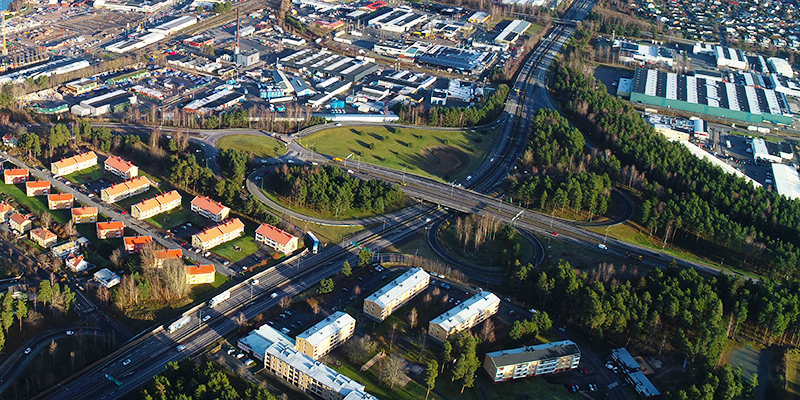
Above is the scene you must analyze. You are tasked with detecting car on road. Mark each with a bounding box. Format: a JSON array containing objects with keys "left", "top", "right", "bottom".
[
  {"left": 569, "top": 385, "right": 579, "bottom": 392},
  {"left": 223, "top": 261, "right": 230, "bottom": 266},
  {"left": 551, "top": 232, "right": 559, "bottom": 236},
  {"left": 270, "top": 293, "right": 278, "bottom": 298},
  {"left": 123, "top": 359, "right": 131, "bottom": 366},
  {"left": 251, "top": 279, "right": 259, "bottom": 285},
  {"left": 204, "top": 251, "right": 211, "bottom": 257},
  {"left": 66, "top": 330, "right": 74, "bottom": 335},
  {"left": 589, "top": 383, "right": 597, "bottom": 391},
  {"left": 285, "top": 310, "right": 292, "bottom": 316},
  {"left": 227, "top": 348, "right": 236, "bottom": 355},
  {"left": 508, "top": 310, "right": 515, "bottom": 315},
  {"left": 202, "top": 315, "right": 211, "bottom": 322},
  {"left": 177, "top": 345, "right": 186, "bottom": 351},
  {"left": 24, "top": 347, "right": 32, "bottom": 354},
  {"left": 598, "top": 243, "right": 608, "bottom": 250},
  {"left": 331, "top": 306, "right": 338, "bottom": 312},
  {"left": 236, "top": 353, "right": 245, "bottom": 359},
  {"left": 335, "top": 123, "right": 342, "bottom": 126}
]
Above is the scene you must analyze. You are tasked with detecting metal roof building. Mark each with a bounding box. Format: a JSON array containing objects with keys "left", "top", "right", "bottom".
[
  {"left": 629, "top": 68, "right": 793, "bottom": 125},
  {"left": 279, "top": 49, "right": 379, "bottom": 82},
  {"left": 771, "top": 164, "right": 800, "bottom": 200},
  {"left": 494, "top": 19, "right": 531, "bottom": 44},
  {"left": 416, "top": 45, "right": 496, "bottom": 76}
]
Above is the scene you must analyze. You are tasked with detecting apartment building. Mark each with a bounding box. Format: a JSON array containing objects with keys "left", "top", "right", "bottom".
[
  {"left": 295, "top": 312, "right": 356, "bottom": 360},
  {"left": 96, "top": 220, "right": 125, "bottom": 239},
  {"left": 71, "top": 206, "right": 98, "bottom": 223},
  {"left": 101, "top": 176, "right": 151, "bottom": 204},
  {"left": 51, "top": 240, "right": 79, "bottom": 259},
  {"left": 124, "top": 235, "right": 152, "bottom": 254},
  {"left": 0, "top": 202, "right": 13, "bottom": 222},
  {"left": 429, "top": 291, "right": 500, "bottom": 343},
  {"left": 9, "top": 213, "right": 31, "bottom": 233},
  {"left": 30, "top": 227, "right": 57, "bottom": 248},
  {"left": 190, "top": 195, "right": 230, "bottom": 222},
  {"left": 4, "top": 168, "right": 28, "bottom": 184},
  {"left": 153, "top": 249, "right": 182, "bottom": 267},
  {"left": 185, "top": 264, "right": 215, "bottom": 284},
  {"left": 191, "top": 218, "right": 244, "bottom": 250},
  {"left": 484, "top": 340, "right": 581, "bottom": 382},
  {"left": 50, "top": 151, "right": 97, "bottom": 176},
  {"left": 104, "top": 155, "right": 138, "bottom": 179},
  {"left": 25, "top": 181, "right": 50, "bottom": 196},
  {"left": 238, "top": 325, "right": 377, "bottom": 400},
  {"left": 364, "top": 267, "right": 429, "bottom": 321},
  {"left": 255, "top": 223, "right": 299, "bottom": 254},
  {"left": 47, "top": 193, "right": 73, "bottom": 210},
  {"left": 131, "top": 190, "right": 182, "bottom": 220}
]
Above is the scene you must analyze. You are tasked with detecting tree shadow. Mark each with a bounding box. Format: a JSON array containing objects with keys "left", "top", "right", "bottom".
[
  {"left": 350, "top": 128, "right": 362, "bottom": 135},
  {"left": 355, "top": 140, "right": 372, "bottom": 149},
  {"left": 395, "top": 139, "right": 410, "bottom": 147},
  {"left": 368, "top": 133, "right": 384, "bottom": 141},
  {"left": 372, "top": 155, "right": 385, "bottom": 162}
]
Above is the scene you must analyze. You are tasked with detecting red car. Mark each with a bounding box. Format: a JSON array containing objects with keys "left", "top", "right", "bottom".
[{"left": 551, "top": 232, "right": 559, "bottom": 236}]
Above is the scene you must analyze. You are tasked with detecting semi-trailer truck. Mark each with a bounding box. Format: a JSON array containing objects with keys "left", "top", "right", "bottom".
[
  {"left": 208, "top": 290, "right": 231, "bottom": 308},
  {"left": 168, "top": 315, "right": 191, "bottom": 333}
]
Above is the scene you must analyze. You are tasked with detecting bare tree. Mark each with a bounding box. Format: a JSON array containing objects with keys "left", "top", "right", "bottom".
[
  {"left": 353, "top": 285, "right": 361, "bottom": 298},
  {"left": 234, "top": 312, "right": 247, "bottom": 332},
  {"left": 432, "top": 287, "right": 440, "bottom": 297},
  {"left": 49, "top": 339, "right": 58, "bottom": 363},
  {"left": 96, "top": 284, "right": 109, "bottom": 306},
  {"left": 39, "top": 212, "right": 52, "bottom": 230},
  {"left": 64, "top": 219, "right": 76, "bottom": 238},
  {"left": 480, "top": 319, "right": 496, "bottom": 343},
  {"left": 409, "top": 308, "right": 418, "bottom": 329},
  {"left": 279, "top": 296, "right": 291, "bottom": 309},
  {"left": 109, "top": 249, "right": 123, "bottom": 269},
  {"left": 379, "top": 354, "right": 405, "bottom": 389},
  {"left": 390, "top": 321, "right": 398, "bottom": 350},
  {"left": 442, "top": 294, "right": 449, "bottom": 310}
]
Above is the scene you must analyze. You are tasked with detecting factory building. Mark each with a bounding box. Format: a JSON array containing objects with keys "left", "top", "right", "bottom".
[
  {"left": 183, "top": 90, "right": 245, "bottom": 113},
  {"left": 768, "top": 75, "right": 800, "bottom": 98},
  {"left": 236, "top": 50, "right": 260, "bottom": 68},
  {"left": 279, "top": 49, "right": 379, "bottom": 82},
  {"left": 376, "top": 70, "right": 436, "bottom": 94},
  {"left": 768, "top": 57, "right": 794, "bottom": 77},
  {"left": 149, "top": 15, "right": 198, "bottom": 35},
  {"left": 416, "top": 45, "right": 496, "bottom": 76},
  {"left": 615, "top": 40, "right": 675, "bottom": 66},
  {"left": 71, "top": 90, "right": 138, "bottom": 116},
  {"left": 629, "top": 68, "right": 792, "bottom": 125},
  {"left": 0, "top": 58, "right": 90, "bottom": 85},
  {"left": 308, "top": 80, "right": 352, "bottom": 107},
  {"left": 771, "top": 163, "right": 800, "bottom": 200},
  {"left": 715, "top": 46, "right": 749, "bottom": 70},
  {"left": 93, "top": 0, "right": 175, "bottom": 13},
  {"left": 365, "top": 6, "right": 427, "bottom": 33},
  {"left": 493, "top": 19, "right": 531, "bottom": 44}
]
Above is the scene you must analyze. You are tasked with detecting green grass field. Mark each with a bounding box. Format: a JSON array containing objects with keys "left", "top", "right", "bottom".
[
  {"left": 0, "top": 180, "right": 74, "bottom": 223},
  {"left": 146, "top": 205, "right": 203, "bottom": 230},
  {"left": 63, "top": 165, "right": 105, "bottom": 184},
  {"left": 211, "top": 234, "right": 259, "bottom": 262},
  {"left": 216, "top": 135, "right": 287, "bottom": 159},
  {"left": 300, "top": 126, "right": 499, "bottom": 182}
]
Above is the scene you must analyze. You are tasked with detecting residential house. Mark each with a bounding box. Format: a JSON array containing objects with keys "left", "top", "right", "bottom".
[
  {"left": 30, "top": 227, "right": 57, "bottom": 248},
  {"left": 104, "top": 155, "right": 139, "bottom": 179},
  {"left": 47, "top": 193, "right": 74, "bottom": 210},
  {"left": 190, "top": 196, "right": 230, "bottom": 222},
  {"left": 428, "top": 291, "right": 500, "bottom": 343},
  {"left": 96, "top": 220, "right": 125, "bottom": 239},
  {"left": 51, "top": 240, "right": 80, "bottom": 258},
  {"left": 153, "top": 249, "right": 182, "bottom": 268},
  {"left": 100, "top": 176, "right": 151, "bottom": 203},
  {"left": 191, "top": 218, "right": 244, "bottom": 250},
  {"left": 9, "top": 213, "right": 31, "bottom": 233},
  {"left": 185, "top": 264, "right": 215, "bottom": 284},
  {"left": 66, "top": 254, "right": 89, "bottom": 272},
  {"left": 25, "top": 181, "right": 51, "bottom": 196},
  {"left": 255, "top": 223, "right": 299, "bottom": 254},
  {"left": 50, "top": 151, "right": 98, "bottom": 176},
  {"left": 364, "top": 267, "right": 429, "bottom": 321},
  {"left": 295, "top": 312, "right": 356, "bottom": 360},
  {"left": 0, "top": 202, "right": 13, "bottom": 222},
  {"left": 484, "top": 341, "right": 581, "bottom": 382},
  {"left": 71, "top": 206, "right": 98, "bottom": 223},
  {"left": 2, "top": 133, "right": 17, "bottom": 147},
  {"left": 131, "top": 190, "right": 181, "bottom": 220},
  {"left": 123, "top": 235, "right": 152, "bottom": 253},
  {"left": 4, "top": 169, "right": 28, "bottom": 184},
  {"left": 94, "top": 268, "right": 121, "bottom": 288}
]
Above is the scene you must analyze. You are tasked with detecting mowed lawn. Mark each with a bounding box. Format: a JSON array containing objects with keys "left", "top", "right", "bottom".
[
  {"left": 301, "top": 126, "right": 499, "bottom": 182},
  {"left": 216, "top": 134, "right": 287, "bottom": 159},
  {"left": 0, "top": 180, "right": 72, "bottom": 223},
  {"left": 63, "top": 165, "right": 105, "bottom": 184},
  {"left": 211, "top": 233, "right": 259, "bottom": 263}
]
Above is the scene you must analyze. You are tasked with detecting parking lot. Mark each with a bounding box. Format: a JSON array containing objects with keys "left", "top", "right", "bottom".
[{"left": 716, "top": 134, "right": 776, "bottom": 186}]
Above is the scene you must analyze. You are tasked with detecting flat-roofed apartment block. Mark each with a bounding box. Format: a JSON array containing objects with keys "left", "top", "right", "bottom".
[
  {"left": 9, "top": 213, "right": 31, "bottom": 233},
  {"left": 238, "top": 324, "right": 378, "bottom": 400},
  {"left": 190, "top": 196, "right": 230, "bottom": 222},
  {"left": 484, "top": 340, "right": 581, "bottom": 382},
  {"left": 191, "top": 218, "right": 244, "bottom": 250},
  {"left": 153, "top": 249, "right": 182, "bottom": 267},
  {"left": 255, "top": 223, "right": 299, "bottom": 254},
  {"left": 124, "top": 235, "right": 152, "bottom": 253},
  {"left": 104, "top": 155, "right": 138, "bottom": 179},
  {"left": 30, "top": 227, "right": 57, "bottom": 248},
  {"left": 97, "top": 220, "right": 125, "bottom": 239},
  {"left": 4, "top": 168, "right": 28, "bottom": 184},
  {"left": 295, "top": 311, "right": 356, "bottom": 360},
  {"left": 101, "top": 176, "right": 151, "bottom": 203},
  {"left": 71, "top": 206, "right": 98, "bottom": 223},
  {"left": 25, "top": 181, "right": 50, "bottom": 196},
  {"left": 47, "top": 193, "right": 73, "bottom": 210},
  {"left": 429, "top": 291, "right": 500, "bottom": 343},
  {"left": 50, "top": 151, "right": 97, "bottom": 176},
  {"left": 131, "top": 190, "right": 181, "bottom": 220},
  {"left": 364, "top": 267, "right": 429, "bottom": 321}
]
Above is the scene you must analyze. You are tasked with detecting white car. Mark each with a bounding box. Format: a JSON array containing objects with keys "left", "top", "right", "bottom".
[
  {"left": 598, "top": 243, "right": 608, "bottom": 250},
  {"left": 123, "top": 359, "right": 131, "bottom": 366},
  {"left": 202, "top": 315, "right": 211, "bottom": 322},
  {"left": 204, "top": 251, "right": 211, "bottom": 257},
  {"left": 24, "top": 347, "right": 32, "bottom": 354},
  {"left": 66, "top": 330, "right": 74, "bottom": 335}
]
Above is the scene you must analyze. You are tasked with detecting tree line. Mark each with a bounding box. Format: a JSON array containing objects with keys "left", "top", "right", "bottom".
[
  {"left": 552, "top": 64, "right": 800, "bottom": 279},
  {"left": 393, "top": 84, "right": 509, "bottom": 127},
  {"left": 270, "top": 165, "right": 404, "bottom": 217}
]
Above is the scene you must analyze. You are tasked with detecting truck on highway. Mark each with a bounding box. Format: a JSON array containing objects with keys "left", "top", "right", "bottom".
[
  {"left": 332, "top": 157, "right": 344, "bottom": 162},
  {"left": 307, "top": 231, "right": 320, "bottom": 254},
  {"left": 208, "top": 290, "right": 231, "bottom": 308},
  {"left": 168, "top": 315, "right": 191, "bottom": 333}
]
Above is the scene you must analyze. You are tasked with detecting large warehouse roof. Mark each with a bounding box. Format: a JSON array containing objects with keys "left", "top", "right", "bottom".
[
  {"left": 279, "top": 49, "right": 378, "bottom": 82},
  {"left": 771, "top": 164, "right": 800, "bottom": 200}
]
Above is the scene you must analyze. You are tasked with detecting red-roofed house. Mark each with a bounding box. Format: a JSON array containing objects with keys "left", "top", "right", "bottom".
[
  {"left": 66, "top": 254, "right": 89, "bottom": 272},
  {"left": 185, "top": 264, "right": 215, "bottom": 285},
  {"left": 47, "top": 193, "right": 74, "bottom": 210},
  {"left": 97, "top": 221, "right": 125, "bottom": 239},
  {"left": 191, "top": 218, "right": 245, "bottom": 250},
  {"left": 153, "top": 249, "right": 182, "bottom": 268},
  {"left": 4, "top": 169, "right": 28, "bottom": 184},
  {"left": 9, "top": 213, "right": 31, "bottom": 233},
  {"left": 104, "top": 156, "right": 139, "bottom": 179},
  {"left": 50, "top": 151, "right": 97, "bottom": 176},
  {"left": 255, "top": 223, "right": 299, "bottom": 254},
  {"left": 0, "top": 202, "right": 13, "bottom": 222},
  {"left": 2, "top": 133, "right": 17, "bottom": 147},
  {"left": 25, "top": 181, "right": 51, "bottom": 196},
  {"left": 30, "top": 227, "right": 57, "bottom": 248},
  {"left": 190, "top": 196, "right": 230, "bottom": 222},
  {"left": 71, "top": 206, "right": 98, "bottom": 224},
  {"left": 124, "top": 236, "right": 152, "bottom": 253}
]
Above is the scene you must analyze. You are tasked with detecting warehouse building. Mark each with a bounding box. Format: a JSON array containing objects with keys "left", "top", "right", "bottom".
[
  {"left": 629, "top": 68, "right": 793, "bottom": 125},
  {"left": 366, "top": 7, "right": 427, "bottom": 33},
  {"left": 308, "top": 80, "right": 352, "bottom": 107},
  {"left": 771, "top": 163, "right": 800, "bottom": 199},
  {"left": 768, "top": 57, "right": 794, "bottom": 77},
  {"left": 64, "top": 78, "right": 98, "bottom": 95},
  {"left": 106, "top": 32, "right": 166, "bottom": 54},
  {"left": 768, "top": 75, "right": 800, "bottom": 98},
  {"left": 615, "top": 40, "right": 675, "bottom": 66},
  {"left": 279, "top": 49, "right": 379, "bottom": 82},
  {"left": 750, "top": 138, "right": 792, "bottom": 163},
  {"left": 0, "top": 58, "right": 90, "bottom": 85},
  {"left": 149, "top": 15, "right": 197, "bottom": 35},
  {"left": 715, "top": 46, "right": 748, "bottom": 70},
  {"left": 493, "top": 19, "right": 531, "bottom": 44},
  {"left": 183, "top": 90, "right": 245, "bottom": 113},
  {"left": 295, "top": 312, "right": 356, "bottom": 360},
  {"left": 71, "top": 90, "right": 138, "bottom": 116},
  {"left": 93, "top": 0, "right": 174, "bottom": 13},
  {"left": 416, "top": 45, "right": 496, "bottom": 76},
  {"left": 376, "top": 70, "right": 436, "bottom": 94},
  {"left": 364, "top": 267, "right": 429, "bottom": 321},
  {"left": 484, "top": 340, "right": 581, "bottom": 382},
  {"left": 429, "top": 291, "right": 500, "bottom": 343}
]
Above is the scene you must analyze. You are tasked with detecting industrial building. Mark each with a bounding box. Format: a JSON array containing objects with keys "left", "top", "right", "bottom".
[
  {"left": 30, "top": 101, "right": 69, "bottom": 115},
  {"left": 768, "top": 75, "right": 800, "bottom": 98},
  {"left": 715, "top": 46, "right": 748, "bottom": 70},
  {"left": 71, "top": 90, "right": 138, "bottom": 116},
  {"left": 493, "top": 19, "right": 531, "bottom": 44},
  {"left": 238, "top": 325, "right": 378, "bottom": 400},
  {"left": 771, "top": 163, "right": 800, "bottom": 200},
  {"left": 610, "top": 348, "right": 661, "bottom": 398},
  {"left": 750, "top": 138, "right": 793, "bottom": 163},
  {"left": 628, "top": 68, "right": 793, "bottom": 125},
  {"left": 191, "top": 218, "right": 245, "bottom": 250},
  {"left": 376, "top": 70, "right": 437, "bottom": 94},
  {"left": 279, "top": 48, "right": 380, "bottom": 82},
  {"left": 468, "top": 11, "right": 490, "bottom": 23},
  {"left": 416, "top": 45, "right": 496, "bottom": 76},
  {"left": 183, "top": 34, "right": 214, "bottom": 47},
  {"left": 93, "top": 0, "right": 174, "bottom": 13},
  {"left": 64, "top": 78, "right": 98, "bottom": 95},
  {"left": 483, "top": 340, "right": 581, "bottom": 382},
  {"left": 308, "top": 80, "right": 352, "bottom": 108},
  {"left": 615, "top": 40, "right": 675, "bottom": 66},
  {"left": 295, "top": 312, "right": 356, "bottom": 360},
  {"left": 183, "top": 89, "right": 245, "bottom": 113},
  {"left": 106, "top": 32, "right": 167, "bottom": 53},
  {"left": 236, "top": 50, "right": 260, "bottom": 67},
  {"left": 429, "top": 291, "right": 500, "bottom": 343},
  {"left": 0, "top": 58, "right": 90, "bottom": 86},
  {"left": 149, "top": 16, "right": 198, "bottom": 35},
  {"left": 365, "top": 7, "right": 427, "bottom": 33},
  {"left": 363, "top": 267, "right": 430, "bottom": 322},
  {"left": 768, "top": 57, "right": 794, "bottom": 77}
]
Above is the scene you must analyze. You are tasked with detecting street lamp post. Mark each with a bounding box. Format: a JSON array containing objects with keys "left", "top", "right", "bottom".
[
  {"left": 549, "top": 209, "right": 555, "bottom": 228},
  {"left": 401, "top": 166, "right": 408, "bottom": 185},
  {"left": 603, "top": 226, "right": 610, "bottom": 244}
]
